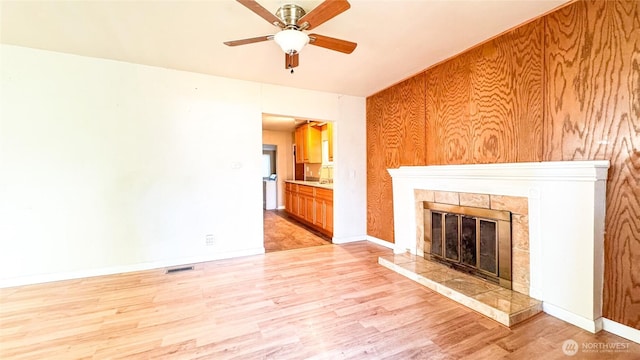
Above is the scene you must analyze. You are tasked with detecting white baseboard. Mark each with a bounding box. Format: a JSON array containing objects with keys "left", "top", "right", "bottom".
[
  {"left": 366, "top": 235, "right": 395, "bottom": 249},
  {"left": 0, "top": 247, "right": 265, "bottom": 289},
  {"left": 277, "top": 205, "right": 285, "bottom": 210},
  {"left": 602, "top": 318, "right": 640, "bottom": 344},
  {"left": 543, "top": 303, "right": 602, "bottom": 333},
  {"left": 332, "top": 235, "right": 367, "bottom": 244}
]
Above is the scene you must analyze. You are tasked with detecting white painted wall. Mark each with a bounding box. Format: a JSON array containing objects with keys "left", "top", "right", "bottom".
[
  {"left": 333, "top": 95, "right": 367, "bottom": 243},
  {"left": 0, "top": 45, "right": 367, "bottom": 287}
]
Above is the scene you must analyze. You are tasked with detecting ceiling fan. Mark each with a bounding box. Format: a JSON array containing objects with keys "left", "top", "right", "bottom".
[{"left": 224, "top": 0, "right": 357, "bottom": 73}]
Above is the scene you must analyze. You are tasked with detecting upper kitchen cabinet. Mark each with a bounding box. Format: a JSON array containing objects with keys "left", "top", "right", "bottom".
[
  {"left": 326, "top": 122, "right": 334, "bottom": 162},
  {"left": 295, "top": 123, "right": 322, "bottom": 164},
  {"left": 319, "top": 122, "right": 334, "bottom": 163}
]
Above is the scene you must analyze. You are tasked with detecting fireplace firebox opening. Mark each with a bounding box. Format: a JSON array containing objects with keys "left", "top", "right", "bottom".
[{"left": 424, "top": 202, "right": 512, "bottom": 289}]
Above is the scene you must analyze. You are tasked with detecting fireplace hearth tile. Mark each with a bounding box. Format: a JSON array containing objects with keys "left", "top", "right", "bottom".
[
  {"left": 397, "top": 258, "right": 443, "bottom": 274},
  {"left": 378, "top": 255, "right": 542, "bottom": 327},
  {"left": 419, "top": 268, "right": 459, "bottom": 283},
  {"left": 474, "top": 289, "right": 541, "bottom": 314},
  {"left": 379, "top": 253, "right": 416, "bottom": 265},
  {"left": 440, "top": 277, "right": 501, "bottom": 297}
]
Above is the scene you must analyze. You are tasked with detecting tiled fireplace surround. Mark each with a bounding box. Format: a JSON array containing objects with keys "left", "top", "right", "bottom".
[
  {"left": 417, "top": 190, "right": 530, "bottom": 295},
  {"left": 386, "top": 161, "right": 609, "bottom": 333}
]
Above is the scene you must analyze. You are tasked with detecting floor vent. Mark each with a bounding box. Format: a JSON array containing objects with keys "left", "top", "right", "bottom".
[{"left": 166, "top": 266, "right": 194, "bottom": 274}]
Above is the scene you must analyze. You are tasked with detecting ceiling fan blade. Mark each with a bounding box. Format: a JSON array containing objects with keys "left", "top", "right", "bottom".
[
  {"left": 297, "top": 0, "right": 350, "bottom": 30},
  {"left": 224, "top": 35, "right": 273, "bottom": 46},
  {"left": 285, "top": 53, "right": 299, "bottom": 69},
  {"left": 309, "top": 34, "right": 357, "bottom": 54},
  {"left": 237, "top": 0, "right": 284, "bottom": 28}
]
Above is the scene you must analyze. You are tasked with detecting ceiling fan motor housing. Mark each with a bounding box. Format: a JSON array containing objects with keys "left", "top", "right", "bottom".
[{"left": 276, "top": 4, "right": 306, "bottom": 28}]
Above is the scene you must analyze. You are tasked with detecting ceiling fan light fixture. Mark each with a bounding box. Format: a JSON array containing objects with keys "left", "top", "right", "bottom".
[{"left": 274, "top": 29, "right": 309, "bottom": 54}]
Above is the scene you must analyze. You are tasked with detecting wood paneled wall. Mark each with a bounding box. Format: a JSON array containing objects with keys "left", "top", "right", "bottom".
[
  {"left": 544, "top": 0, "right": 640, "bottom": 328},
  {"left": 366, "top": 74, "right": 426, "bottom": 242},
  {"left": 425, "top": 19, "right": 544, "bottom": 164},
  {"left": 366, "top": 0, "right": 640, "bottom": 328}
]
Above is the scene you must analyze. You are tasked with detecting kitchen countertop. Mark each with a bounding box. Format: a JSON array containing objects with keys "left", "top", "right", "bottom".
[{"left": 285, "top": 180, "right": 333, "bottom": 190}]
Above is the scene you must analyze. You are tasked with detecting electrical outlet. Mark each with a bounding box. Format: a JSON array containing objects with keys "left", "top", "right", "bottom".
[{"left": 206, "top": 234, "right": 215, "bottom": 246}]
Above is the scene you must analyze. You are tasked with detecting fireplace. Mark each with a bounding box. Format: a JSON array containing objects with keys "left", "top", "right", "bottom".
[
  {"left": 423, "top": 202, "right": 512, "bottom": 289},
  {"left": 387, "top": 161, "right": 609, "bottom": 333}
]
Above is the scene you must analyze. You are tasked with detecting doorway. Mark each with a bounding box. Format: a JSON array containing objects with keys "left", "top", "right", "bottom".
[
  {"left": 262, "top": 144, "right": 277, "bottom": 210},
  {"left": 261, "top": 114, "right": 332, "bottom": 252}
]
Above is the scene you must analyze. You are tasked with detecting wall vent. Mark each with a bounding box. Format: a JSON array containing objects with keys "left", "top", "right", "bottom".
[{"left": 165, "top": 266, "right": 194, "bottom": 274}]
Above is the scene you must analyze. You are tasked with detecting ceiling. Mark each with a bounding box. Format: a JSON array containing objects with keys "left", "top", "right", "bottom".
[
  {"left": 1, "top": 0, "right": 568, "bottom": 98},
  {"left": 262, "top": 114, "right": 307, "bottom": 131}
]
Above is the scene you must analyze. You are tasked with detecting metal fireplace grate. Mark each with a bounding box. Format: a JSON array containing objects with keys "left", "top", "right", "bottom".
[{"left": 424, "top": 202, "right": 512, "bottom": 289}]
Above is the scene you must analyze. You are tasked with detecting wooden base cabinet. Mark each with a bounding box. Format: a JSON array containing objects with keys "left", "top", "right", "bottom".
[
  {"left": 298, "top": 185, "right": 315, "bottom": 222},
  {"left": 315, "top": 188, "right": 333, "bottom": 235},
  {"left": 324, "top": 197, "right": 334, "bottom": 234},
  {"left": 314, "top": 199, "right": 324, "bottom": 228},
  {"left": 285, "top": 183, "right": 293, "bottom": 211},
  {"left": 285, "top": 183, "right": 299, "bottom": 215},
  {"left": 284, "top": 182, "right": 333, "bottom": 237}
]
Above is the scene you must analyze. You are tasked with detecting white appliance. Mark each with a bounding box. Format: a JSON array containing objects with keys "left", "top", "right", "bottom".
[{"left": 263, "top": 175, "right": 277, "bottom": 210}]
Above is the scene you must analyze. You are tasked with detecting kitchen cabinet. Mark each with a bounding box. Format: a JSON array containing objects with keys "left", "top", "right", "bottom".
[
  {"left": 298, "top": 184, "right": 314, "bottom": 221},
  {"left": 297, "top": 193, "right": 306, "bottom": 218},
  {"left": 285, "top": 182, "right": 294, "bottom": 213},
  {"left": 295, "top": 127, "right": 304, "bottom": 164},
  {"left": 284, "top": 181, "right": 333, "bottom": 237},
  {"left": 285, "top": 183, "right": 300, "bottom": 215},
  {"left": 326, "top": 122, "right": 334, "bottom": 162},
  {"left": 315, "top": 188, "right": 333, "bottom": 234},
  {"left": 314, "top": 196, "right": 324, "bottom": 228},
  {"left": 325, "top": 199, "right": 334, "bottom": 234},
  {"left": 295, "top": 124, "right": 322, "bottom": 164}
]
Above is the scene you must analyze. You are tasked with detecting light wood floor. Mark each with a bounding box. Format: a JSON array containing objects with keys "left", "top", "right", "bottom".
[
  {"left": 263, "top": 210, "right": 331, "bottom": 252},
  {"left": 1, "top": 242, "right": 638, "bottom": 359}
]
